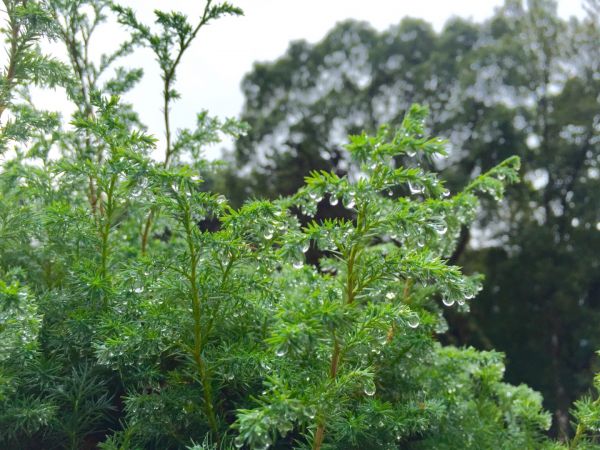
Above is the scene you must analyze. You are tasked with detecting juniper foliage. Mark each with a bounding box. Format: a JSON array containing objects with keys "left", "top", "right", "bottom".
[{"left": 0, "top": 2, "right": 598, "bottom": 450}]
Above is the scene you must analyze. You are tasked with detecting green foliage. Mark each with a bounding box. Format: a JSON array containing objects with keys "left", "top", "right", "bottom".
[
  {"left": 220, "top": 0, "right": 600, "bottom": 434},
  {"left": 111, "top": 0, "right": 244, "bottom": 167},
  {"left": 232, "top": 106, "right": 528, "bottom": 450},
  {"left": 0, "top": 1, "right": 598, "bottom": 449},
  {"left": 568, "top": 352, "right": 600, "bottom": 449},
  {"left": 0, "top": 0, "right": 70, "bottom": 151}
]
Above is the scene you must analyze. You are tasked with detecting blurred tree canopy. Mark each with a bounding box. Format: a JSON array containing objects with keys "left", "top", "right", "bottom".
[{"left": 214, "top": 0, "right": 600, "bottom": 433}]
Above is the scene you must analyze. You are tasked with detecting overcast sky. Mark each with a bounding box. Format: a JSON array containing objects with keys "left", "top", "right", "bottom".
[{"left": 36, "top": 0, "right": 587, "bottom": 159}]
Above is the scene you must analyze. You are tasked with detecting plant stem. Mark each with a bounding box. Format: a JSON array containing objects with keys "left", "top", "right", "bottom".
[
  {"left": 202, "top": 258, "right": 234, "bottom": 344},
  {"left": 140, "top": 209, "right": 154, "bottom": 255},
  {"left": 182, "top": 196, "right": 219, "bottom": 441},
  {"left": 0, "top": 1, "right": 20, "bottom": 121},
  {"left": 140, "top": 76, "right": 171, "bottom": 255},
  {"left": 140, "top": 0, "right": 214, "bottom": 255},
  {"left": 312, "top": 424, "right": 326, "bottom": 450},
  {"left": 99, "top": 174, "right": 117, "bottom": 306},
  {"left": 102, "top": 175, "right": 116, "bottom": 268},
  {"left": 100, "top": 219, "right": 109, "bottom": 278},
  {"left": 313, "top": 207, "right": 364, "bottom": 450},
  {"left": 569, "top": 396, "right": 600, "bottom": 449},
  {"left": 58, "top": 7, "right": 101, "bottom": 214},
  {"left": 569, "top": 423, "right": 585, "bottom": 450},
  {"left": 387, "top": 278, "right": 414, "bottom": 343}
]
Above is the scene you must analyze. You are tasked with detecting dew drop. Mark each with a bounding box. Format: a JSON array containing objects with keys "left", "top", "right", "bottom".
[
  {"left": 407, "top": 313, "right": 420, "bottom": 328},
  {"left": 329, "top": 196, "right": 339, "bottom": 206},
  {"left": 363, "top": 380, "right": 376, "bottom": 396},
  {"left": 433, "top": 223, "right": 447, "bottom": 235},
  {"left": 385, "top": 292, "right": 396, "bottom": 300},
  {"left": 263, "top": 229, "right": 274, "bottom": 240},
  {"left": 442, "top": 296, "right": 455, "bottom": 307},
  {"left": 343, "top": 192, "right": 356, "bottom": 209},
  {"left": 408, "top": 182, "right": 424, "bottom": 194},
  {"left": 275, "top": 347, "right": 287, "bottom": 357},
  {"left": 293, "top": 260, "right": 304, "bottom": 269}
]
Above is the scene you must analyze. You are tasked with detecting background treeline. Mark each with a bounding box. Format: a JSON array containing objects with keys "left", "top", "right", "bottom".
[{"left": 210, "top": 0, "right": 600, "bottom": 434}]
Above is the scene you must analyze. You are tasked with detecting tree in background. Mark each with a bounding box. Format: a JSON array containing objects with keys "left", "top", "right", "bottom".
[{"left": 218, "top": 0, "right": 600, "bottom": 434}]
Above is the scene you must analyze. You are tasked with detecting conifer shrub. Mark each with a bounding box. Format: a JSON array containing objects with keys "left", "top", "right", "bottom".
[{"left": 0, "top": 1, "right": 598, "bottom": 449}]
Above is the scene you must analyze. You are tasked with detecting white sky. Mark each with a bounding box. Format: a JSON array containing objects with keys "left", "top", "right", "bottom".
[{"left": 34, "top": 0, "right": 586, "bottom": 160}]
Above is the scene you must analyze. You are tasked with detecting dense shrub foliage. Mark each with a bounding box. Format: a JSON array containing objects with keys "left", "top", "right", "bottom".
[
  {"left": 0, "top": 1, "right": 598, "bottom": 449},
  {"left": 220, "top": 0, "right": 600, "bottom": 431}
]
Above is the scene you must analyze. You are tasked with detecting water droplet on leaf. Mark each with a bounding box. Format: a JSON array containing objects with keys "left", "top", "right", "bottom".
[
  {"left": 442, "top": 296, "right": 455, "bottom": 307},
  {"left": 363, "top": 380, "right": 376, "bottom": 396},
  {"left": 343, "top": 194, "right": 356, "bottom": 209},
  {"left": 408, "top": 182, "right": 423, "bottom": 195},
  {"left": 407, "top": 313, "right": 420, "bottom": 328}
]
